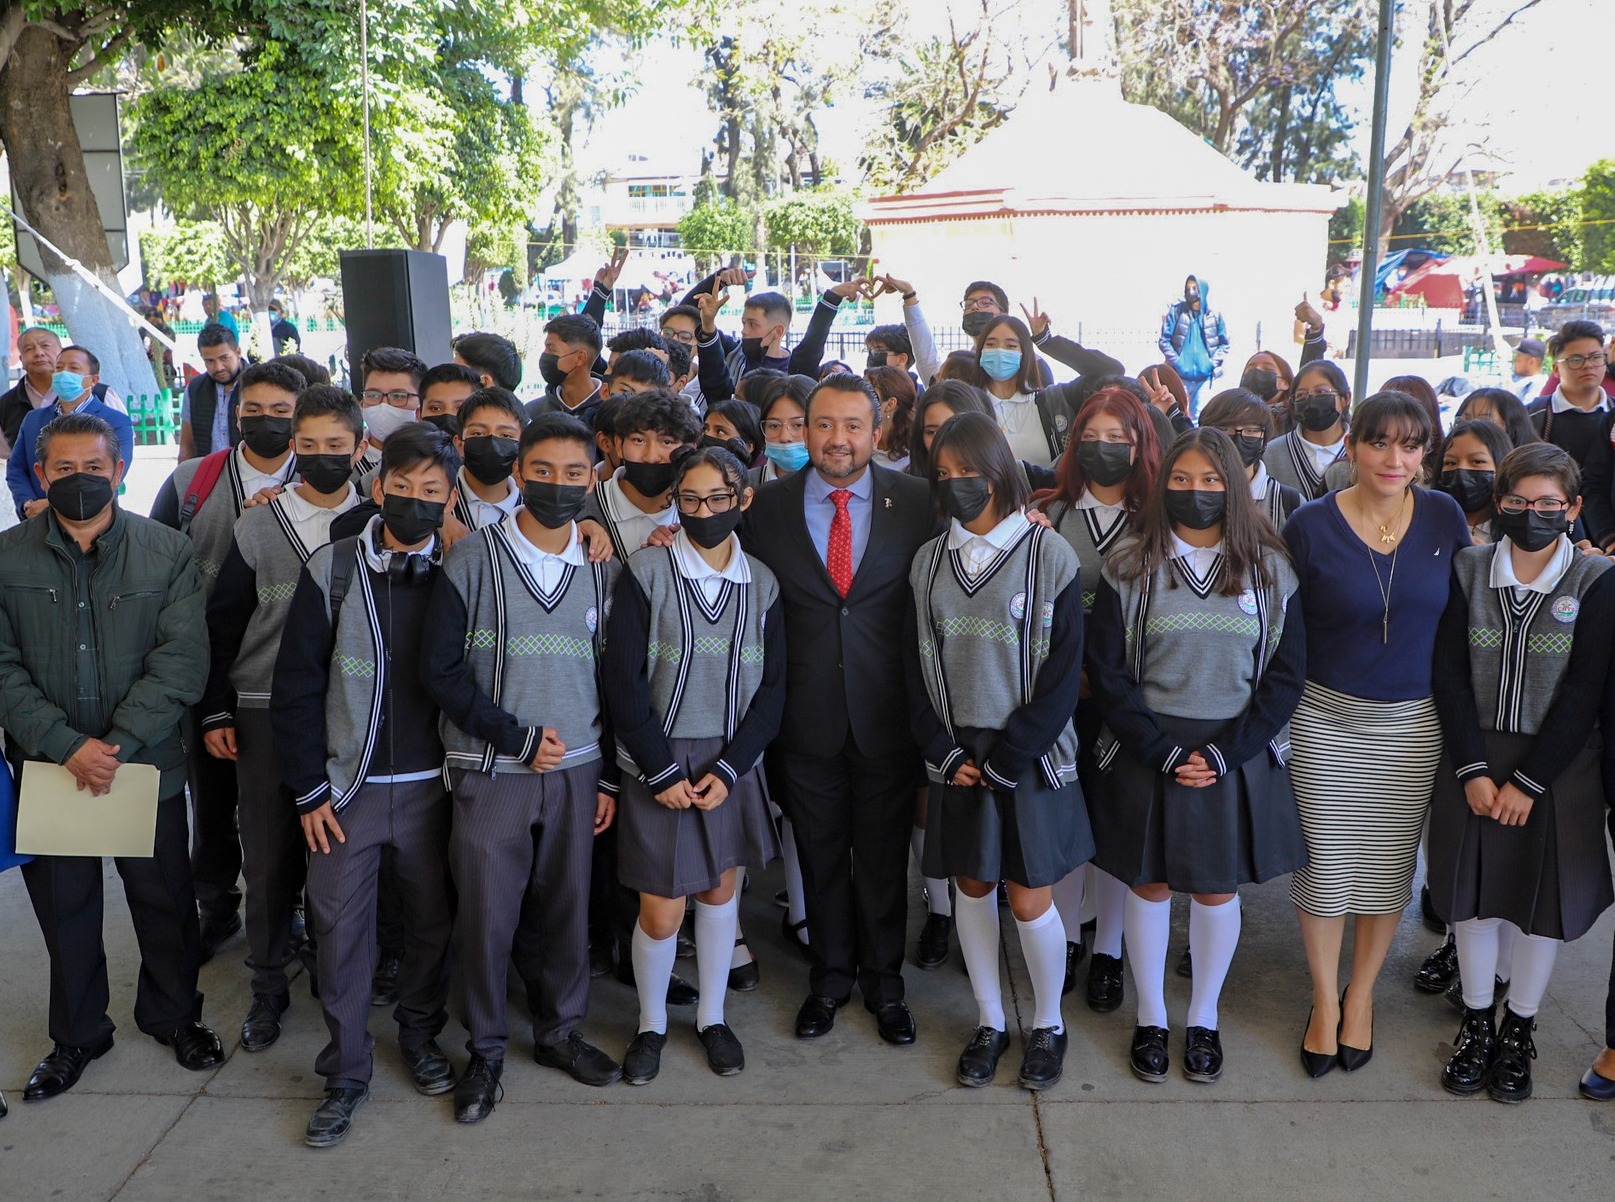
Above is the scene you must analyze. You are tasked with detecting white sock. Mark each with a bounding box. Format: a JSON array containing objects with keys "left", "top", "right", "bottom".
[
  {"left": 1015, "top": 906, "right": 1068, "bottom": 1033},
  {"left": 1089, "top": 867, "right": 1127, "bottom": 960},
  {"left": 1505, "top": 927, "right": 1559, "bottom": 1018},
  {"left": 1123, "top": 891, "right": 1171, "bottom": 1029},
  {"left": 1186, "top": 896, "right": 1242, "bottom": 1030},
  {"left": 912, "top": 825, "right": 951, "bottom": 916},
  {"left": 1453, "top": 916, "right": 1501, "bottom": 1010},
  {"left": 780, "top": 817, "right": 808, "bottom": 932},
  {"left": 1050, "top": 869, "right": 1084, "bottom": 942},
  {"left": 693, "top": 894, "right": 739, "bottom": 1032},
  {"left": 953, "top": 888, "right": 1005, "bottom": 1030},
  {"left": 730, "top": 915, "right": 754, "bottom": 970},
  {"left": 1078, "top": 864, "right": 1098, "bottom": 926},
  {"left": 632, "top": 922, "right": 677, "bottom": 1035},
  {"left": 1495, "top": 920, "right": 1516, "bottom": 985}
]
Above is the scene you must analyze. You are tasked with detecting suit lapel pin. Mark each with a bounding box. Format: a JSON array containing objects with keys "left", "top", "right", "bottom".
[{"left": 885, "top": 498, "right": 893, "bottom": 509}]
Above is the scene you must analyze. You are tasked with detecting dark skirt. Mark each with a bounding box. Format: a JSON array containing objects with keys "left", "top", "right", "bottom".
[
  {"left": 1429, "top": 731, "right": 1613, "bottom": 941},
  {"left": 618, "top": 735, "right": 780, "bottom": 898},
  {"left": 1091, "top": 715, "right": 1307, "bottom": 894}
]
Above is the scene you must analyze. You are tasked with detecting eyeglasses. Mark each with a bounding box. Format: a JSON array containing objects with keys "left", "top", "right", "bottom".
[
  {"left": 1294, "top": 391, "right": 1341, "bottom": 405},
  {"left": 1497, "top": 494, "right": 1570, "bottom": 515},
  {"left": 1221, "top": 426, "right": 1267, "bottom": 439},
  {"left": 762, "top": 418, "right": 805, "bottom": 437},
  {"left": 361, "top": 389, "right": 420, "bottom": 407},
  {"left": 660, "top": 327, "right": 697, "bottom": 345},
  {"left": 961, "top": 296, "right": 1001, "bottom": 312},
  {"left": 675, "top": 491, "right": 738, "bottom": 515},
  {"left": 1561, "top": 352, "right": 1608, "bottom": 370}
]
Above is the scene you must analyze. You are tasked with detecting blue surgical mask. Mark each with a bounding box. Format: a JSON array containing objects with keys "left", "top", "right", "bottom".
[
  {"left": 52, "top": 371, "right": 86, "bottom": 403},
  {"left": 763, "top": 440, "right": 810, "bottom": 472},
  {"left": 979, "top": 348, "right": 1022, "bottom": 382}
]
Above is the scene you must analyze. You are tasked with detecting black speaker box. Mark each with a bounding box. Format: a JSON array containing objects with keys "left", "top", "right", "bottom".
[{"left": 338, "top": 249, "right": 453, "bottom": 385}]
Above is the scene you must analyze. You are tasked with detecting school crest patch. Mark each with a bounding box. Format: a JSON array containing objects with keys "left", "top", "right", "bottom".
[
  {"left": 1009, "top": 591, "right": 1027, "bottom": 621},
  {"left": 1552, "top": 596, "right": 1580, "bottom": 624}
]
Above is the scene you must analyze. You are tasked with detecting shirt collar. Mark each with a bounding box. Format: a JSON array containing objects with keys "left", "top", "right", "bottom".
[
  {"left": 673, "top": 527, "right": 750, "bottom": 584},
  {"left": 1549, "top": 390, "right": 1610, "bottom": 414},
  {"left": 282, "top": 480, "right": 356, "bottom": 520},
  {"left": 1489, "top": 535, "right": 1574, "bottom": 594},
  {"left": 504, "top": 513, "right": 585, "bottom": 566},
  {"left": 947, "top": 508, "right": 1029, "bottom": 551},
  {"left": 603, "top": 473, "right": 678, "bottom": 525},
  {"left": 235, "top": 443, "right": 295, "bottom": 485},
  {"left": 1249, "top": 463, "right": 1271, "bottom": 499},
  {"left": 23, "top": 378, "right": 55, "bottom": 407},
  {"left": 459, "top": 467, "right": 521, "bottom": 513},
  {"left": 1075, "top": 488, "right": 1125, "bottom": 512},
  {"left": 359, "top": 513, "right": 437, "bottom": 572},
  {"left": 1170, "top": 531, "right": 1223, "bottom": 562},
  {"left": 805, "top": 466, "right": 874, "bottom": 504}
]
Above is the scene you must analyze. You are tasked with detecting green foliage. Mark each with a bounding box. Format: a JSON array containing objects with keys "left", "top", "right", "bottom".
[
  {"left": 1502, "top": 189, "right": 1585, "bottom": 267},
  {"left": 1392, "top": 191, "right": 1504, "bottom": 255},
  {"left": 678, "top": 199, "right": 757, "bottom": 258},
  {"left": 1329, "top": 195, "right": 1365, "bottom": 256},
  {"left": 762, "top": 191, "right": 863, "bottom": 267},
  {"left": 1582, "top": 160, "right": 1615, "bottom": 274},
  {"left": 138, "top": 221, "right": 234, "bottom": 286}
]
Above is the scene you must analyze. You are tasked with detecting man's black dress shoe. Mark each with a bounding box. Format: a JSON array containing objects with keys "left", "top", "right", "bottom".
[
  {"left": 1415, "top": 935, "right": 1459, "bottom": 993},
  {"left": 698, "top": 1023, "right": 746, "bottom": 1075},
  {"left": 1086, "top": 953, "right": 1125, "bottom": 1013},
  {"left": 371, "top": 951, "right": 402, "bottom": 1007},
  {"left": 157, "top": 1021, "right": 224, "bottom": 1070},
  {"left": 871, "top": 1000, "right": 917, "bottom": 1046},
  {"left": 23, "top": 1037, "right": 113, "bottom": 1101},
  {"left": 453, "top": 1054, "right": 502, "bottom": 1122},
  {"left": 1130, "top": 1025, "right": 1170, "bottom": 1082},
  {"left": 534, "top": 1031, "right": 621, "bottom": 1086},
  {"left": 794, "top": 994, "right": 847, "bottom": 1039},
  {"left": 914, "top": 913, "right": 952, "bottom": 970},
  {"left": 1183, "top": 1026, "right": 1223, "bottom": 1083},
  {"left": 241, "top": 993, "right": 289, "bottom": 1053},
  {"left": 623, "top": 1031, "right": 666, "bottom": 1085},
  {"left": 1019, "top": 1027, "right": 1067, "bottom": 1090},
  {"left": 957, "top": 1026, "right": 1010, "bottom": 1087},
  {"left": 400, "top": 1039, "right": 456, "bottom": 1095},
  {"left": 616, "top": 958, "right": 699, "bottom": 1006},
  {"left": 1579, "top": 1063, "right": 1615, "bottom": 1100},
  {"left": 1487, "top": 1008, "right": 1536, "bottom": 1104},
  {"left": 1442, "top": 1003, "right": 1497, "bottom": 1096},
  {"left": 198, "top": 910, "right": 243, "bottom": 965},
  {"left": 304, "top": 1085, "right": 368, "bottom": 1147}
]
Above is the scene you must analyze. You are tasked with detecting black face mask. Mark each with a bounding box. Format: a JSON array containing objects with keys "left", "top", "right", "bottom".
[
  {"left": 538, "top": 352, "right": 568, "bottom": 390},
  {"left": 299, "top": 453, "right": 353, "bottom": 496},
  {"left": 462, "top": 435, "right": 519, "bottom": 485},
  {"left": 1232, "top": 433, "right": 1268, "bottom": 468},
  {"left": 961, "top": 311, "right": 994, "bottom": 338},
  {"left": 866, "top": 350, "right": 889, "bottom": 369},
  {"left": 1164, "top": 488, "right": 1226, "bottom": 530},
  {"left": 1239, "top": 368, "right": 1280, "bottom": 402},
  {"left": 381, "top": 495, "right": 444, "bottom": 547},
  {"left": 1494, "top": 507, "right": 1568, "bottom": 553},
  {"left": 741, "top": 336, "right": 775, "bottom": 363},
  {"left": 521, "top": 480, "right": 589, "bottom": 529},
  {"left": 1438, "top": 468, "right": 1495, "bottom": 515},
  {"left": 937, "top": 476, "right": 993, "bottom": 523},
  {"left": 422, "top": 412, "right": 460, "bottom": 438},
  {"left": 700, "top": 434, "right": 752, "bottom": 462},
  {"left": 1076, "top": 440, "right": 1133, "bottom": 487},
  {"left": 1293, "top": 395, "right": 1342, "bottom": 433},
  {"left": 238, "top": 415, "right": 293, "bottom": 459},
  {"left": 47, "top": 472, "right": 114, "bottom": 522},
  {"left": 682, "top": 507, "right": 745, "bottom": 549},
  {"left": 622, "top": 458, "right": 678, "bottom": 497}
]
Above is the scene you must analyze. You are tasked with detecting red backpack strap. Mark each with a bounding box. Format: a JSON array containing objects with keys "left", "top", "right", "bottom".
[{"left": 179, "top": 449, "right": 232, "bottom": 532}]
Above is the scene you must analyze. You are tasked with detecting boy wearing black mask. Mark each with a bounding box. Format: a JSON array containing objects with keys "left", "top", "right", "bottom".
[
  {"left": 274, "top": 424, "right": 462, "bottom": 1147},
  {"left": 201, "top": 386, "right": 365, "bottom": 1057},
  {"left": 451, "top": 388, "right": 528, "bottom": 531},
  {"left": 419, "top": 362, "right": 484, "bottom": 437},
  {"left": 579, "top": 391, "right": 701, "bottom": 562},
  {"left": 526, "top": 315, "right": 605, "bottom": 425},
  {"left": 422, "top": 412, "right": 625, "bottom": 1119}
]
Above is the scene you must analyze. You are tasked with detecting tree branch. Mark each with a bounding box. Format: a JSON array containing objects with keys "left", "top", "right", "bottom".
[{"left": 65, "top": 23, "right": 135, "bottom": 86}]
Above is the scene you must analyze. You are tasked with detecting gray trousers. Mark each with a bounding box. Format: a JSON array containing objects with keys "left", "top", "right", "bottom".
[
  {"left": 450, "top": 761, "right": 598, "bottom": 1059},
  {"left": 236, "top": 709, "right": 304, "bottom": 998},
  {"left": 306, "top": 778, "right": 453, "bottom": 1089}
]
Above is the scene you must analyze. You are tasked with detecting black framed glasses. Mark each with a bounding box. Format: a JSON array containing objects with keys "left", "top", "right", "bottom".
[
  {"left": 1561, "top": 352, "right": 1608, "bottom": 369},
  {"left": 675, "top": 491, "right": 739, "bottom": 515},
  {"left": 1497, "top": 494, "right": 1570, "bottom": 515},
  {"left": 361, "top": 389, "right": 420, "bottom": 407}
]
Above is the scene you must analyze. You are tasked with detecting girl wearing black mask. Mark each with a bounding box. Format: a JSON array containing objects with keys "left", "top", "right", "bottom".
[
  {"left": 1033, "top": 386, "right": 1162, "bottom": 1013},
  {"left": 1087, "top": 428, "right": 1306, "bottom": 1086},
  {"left": 1429, "top": 442, "right": 1615, "bottom": 1104},
  {"left": 702, "top": 399, "right": 764, "bottom": 469},
  {"left": 1264, "top": 362, "right": 1350, "bottom": 500},
  {"left": 1200, "top": 388, "right": 1303, "bottom": 528},
  {"left": 1437, "top": 419, "right": 1513, "bottom": 545},
  {"left": 604, "top": 446, "right": 784, "bottom": 1084},
  {"left": 905, "top": 411, "right": 1089, "bottom": 1091}
]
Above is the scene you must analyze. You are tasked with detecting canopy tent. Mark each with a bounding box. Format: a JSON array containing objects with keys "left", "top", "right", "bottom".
[
  {"left": 540, "top": 249, "right": 602, "bottom": 282},
  {"left": 1387, "top": 253, "right": 1569, "bottom": 308}
]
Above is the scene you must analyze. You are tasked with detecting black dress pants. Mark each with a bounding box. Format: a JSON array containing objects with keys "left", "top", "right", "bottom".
[{"left": 185, "top": 705, "right": 241, "bottom": 921}]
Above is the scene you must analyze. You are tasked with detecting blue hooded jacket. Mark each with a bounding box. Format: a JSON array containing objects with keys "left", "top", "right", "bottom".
[{"left": 1159, "top": 275, "right": 1229, "bottom": 379}]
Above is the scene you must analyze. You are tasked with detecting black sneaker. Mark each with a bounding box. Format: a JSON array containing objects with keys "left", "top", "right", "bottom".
[
  {"left": 956, "top": 1026, "right": 1011, "bottom": 1087},
  {"left": 1487, "top": 1008, "right": 1537, "bottom": 1104},
  {"left": 1018, "top": 1027, "right": 1068, "bottom": 1091},
  {"left": 453, "top": 1054, "right": 503, "bottom": 1123},
  {"left": 622, "top": 1031, "right": 666, "bottom": 1085},
  {"left": 534, "top": 1031, "right": 622, "bottom": 1086},
  {"left": 697, "top": 1023, "right": 745, "bottom": 1076},
  {"left": 304, "top": 1085, "right": 369, "bottom": 1147},
  {"left": 1086, "top": 952, "right": 1125, "bottom": 1013},
  {"left": 1441, "top": 1004, "right": 1497, "bottom": 1096}
]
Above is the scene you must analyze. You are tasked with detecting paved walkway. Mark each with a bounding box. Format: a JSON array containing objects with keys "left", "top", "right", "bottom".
[{"left": 1, "top": 853, "right": 1612, "bottom": 1200}]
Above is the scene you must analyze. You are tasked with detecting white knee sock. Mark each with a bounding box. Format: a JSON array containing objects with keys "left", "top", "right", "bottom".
[
  {"left": 1186, "top": 896, "right": 1242, "bottom": 1030},
  {"left": 1089, "top": 866, "right": 1127, "bottom": 960},
  {"left": 1050, "top": 869, "right": 1084, "bottom": 943},
  {"left": 953, "top": 888, "right": 1005, "bottom": 1030},
  {"left": 693, "top": 894, "right": 739, "bottom": 1031},
  {"left": 730, "top": 914, "right": 754, "bottom": 970},
  {"left": 780, "top": 817, "right": 808, "bottom": 931},
  {"left": 1453, "top": 916, "right": 1501, "bottom": 1009},
  {"left": 632, "top": 922, "right": 678, "bottom": 1035},
  {"left": 1505, "top": 927, "right": 1560, "bottom": 1018},
  {"left": 1495, "top": 920, "right": 1516, "bottom": 984},
  {"left": 912, "top": 825, "right": 952, "bottom": 917},
  {"left": 1123, "top": 892, "right": 1172, "bottom": 1029},
  {"left": 1016, "top": 906, "right": 1068, "bottom": 1033}
]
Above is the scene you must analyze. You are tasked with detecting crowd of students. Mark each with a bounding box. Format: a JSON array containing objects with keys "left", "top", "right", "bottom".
[{"left": 4, "top": 264, "right": 1615, "bottom": 1145}]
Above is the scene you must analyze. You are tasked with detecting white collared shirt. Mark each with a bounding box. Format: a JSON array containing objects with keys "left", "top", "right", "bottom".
[
  {"left": 1170, "top": 531, "right": 1224, "bottom": 578},
  {"left": 1489, "top": 533, "right": 1574, "bottom": 598},
  {"left": 1549, "top": 389, "right": 1610, "bottom": 415},
  {"left": 358, "top": 513, "right": 438, "bottom": 573},
  {"left": 1074, "top": 488, "right": 1125, "bottom": 518},
  {"left": 1249, "top": 463, "right": 1272, "bottom": 500},
  {"left": 458, "top": 467, "right": 523, "bottom": 530},
  {"left": 947, "top": 508, "right": 1030, "bottom": 579},
  {"left": 503, "top": 513, "right": 585, "bottom": 593},
  {"left": 673, "top": 527, "right": 750, "bottom": 604},
  {"left": 602, "top": 471, "right": 680, "bottom": 553},
  {"left": 992, "top": 390, "right": 1050, "bottom": 466},
  {"left": 236, "top": 445, "right": 296, "bottom": 498},
  {"left": 1300, "top": 433, "right": 1345, "bottom": 473},
  {"left": 279, "top": 482, "right": 359, "bottom": 556}
]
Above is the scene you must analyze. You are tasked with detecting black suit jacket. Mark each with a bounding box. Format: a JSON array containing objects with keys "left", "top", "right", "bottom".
[{"left": 743, "top": 462, "right": 937, "bottom": 760}]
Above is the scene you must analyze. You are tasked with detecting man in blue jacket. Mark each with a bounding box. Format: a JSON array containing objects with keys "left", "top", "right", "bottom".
[
  {"left": 8, "top": 345, "right": 134, "bottom": 521},
  {"left": 1158, "top": 275, "right": 1229, "bottom": 418}
]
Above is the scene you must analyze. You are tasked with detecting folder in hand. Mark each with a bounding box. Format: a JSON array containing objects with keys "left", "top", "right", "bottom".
[{"left": 14, "top": 760, "right": 160, "bottom": 858}]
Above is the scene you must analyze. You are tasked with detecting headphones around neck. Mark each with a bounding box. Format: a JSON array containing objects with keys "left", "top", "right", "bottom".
[{"left": 371, "top": 523, "right": 438, "bottom": 585}]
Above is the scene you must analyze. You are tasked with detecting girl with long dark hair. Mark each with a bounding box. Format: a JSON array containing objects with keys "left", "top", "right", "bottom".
[{"left": 1264, "top": 361, "right": 1350, "bottom": 500}]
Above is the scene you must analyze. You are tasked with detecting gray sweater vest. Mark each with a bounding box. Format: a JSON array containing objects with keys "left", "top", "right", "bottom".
[
  {"left": 172, "top": 451, "right": 294, "bottom": 596},
  {"left": 1454, "top": 543, "right": 1611, "bottom": 735},
  {"left": 1047, "top": 499, "right": 1130, "bottom": 614},
  {"left": 1263, "top": 432, "right": 1342, "bottom": 501},
  {"left": 228, "top": 496, "right": 323, "bottom": 706},
  {"left": 299, "top": 539, "right": 388, "bottom": 808},
  {"left": 439, "top": 522, "right": 618, "bottom": 773}
]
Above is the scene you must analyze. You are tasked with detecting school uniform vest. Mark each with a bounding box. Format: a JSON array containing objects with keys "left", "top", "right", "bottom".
[
  {"left": 227, "top": 495, "right": 324, "bottom": 706},
  {"left": 1046, "top": 499, "right": 1130, "bottom": 614},
  {"left": 171, "top": 452, "right": 294, "bottom": 593},
  {"left": 1263, "top": 431, "right": 1343, "bottom": 501}
]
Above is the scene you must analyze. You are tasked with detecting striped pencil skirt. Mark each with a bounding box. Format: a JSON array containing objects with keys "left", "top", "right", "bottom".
[{"left": 1287, "top": 682, "right": 1442, "bottom": 917}]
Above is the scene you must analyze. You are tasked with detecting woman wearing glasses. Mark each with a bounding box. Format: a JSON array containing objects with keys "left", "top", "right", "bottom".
[
  {"left": 1263, "top": 361, "right": 1351, "bottom": 501},
  {"left": 1199, "top": 388, "right": 1303, "bottom": 528},
  {"left": 605, "top": 445, "right": 784, "bottom": 1083},
  {"left": 1429, "top": 443, "right": 1615, "bottom": 1103},
  {"left": 752, "top": 376, "right": 816, "bottom": 484},
  {"left": 1283, "top": 391, "right": 1471, "bottom": 1077}
]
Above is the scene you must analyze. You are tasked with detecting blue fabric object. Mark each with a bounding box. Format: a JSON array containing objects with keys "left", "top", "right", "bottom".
[
  {"left": 7, "top": 395, "right": 136, "bottom": 513},
  {"left": 803, "top": 465, "right": 873, "bottom": 574},
  {"left": 1176, "top": 314, "right": 1214, "bottom": 380},
  {"left": 0, "top": 757, "right": 29, "bottom": 872}
]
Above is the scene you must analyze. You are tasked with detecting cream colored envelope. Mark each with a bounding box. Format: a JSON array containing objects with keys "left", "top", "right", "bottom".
[{"left": 15, "top": 760, "right": 160, "bottom": 858}]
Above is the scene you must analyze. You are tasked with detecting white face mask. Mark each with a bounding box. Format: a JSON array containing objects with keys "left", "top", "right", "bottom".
[{"left": 363, "top": 403, "right": 418, "bottom": 445}]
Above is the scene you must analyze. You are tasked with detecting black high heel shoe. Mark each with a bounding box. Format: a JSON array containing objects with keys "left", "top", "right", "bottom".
[
  {"left": 1338, "top": 985, "right": 1373, "bottom": 1072},
  {"left": 1300, "top": 1007, "right": 1336, "bottom": 1078}
]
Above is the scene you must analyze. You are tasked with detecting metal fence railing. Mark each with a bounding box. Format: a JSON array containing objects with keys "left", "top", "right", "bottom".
[{"left": 126, "top": 392, "right": 183, "bottom": 447}]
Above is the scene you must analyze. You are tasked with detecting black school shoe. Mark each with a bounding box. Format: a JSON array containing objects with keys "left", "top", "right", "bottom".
[
  {"left": 1019, "top": 1027, "right": 1067, "bottom": 1091},
  {"left": 1130, "top": 1026, "right": 1170, "bottom": 1083},
  {"left": 22, "top": 1037, "right": 114, "bottom": 1101},
  {"left": 914, "top": 913, "right": 952, "bottom": 970},
  {"left": 1086, "top": 953, "right": 1125, "bottom": 1013},
  {"left": 371, "top": 952, "right": 402, "bottom": 1007},
  {"left": 697, "top": 1023, "right": 745, "bottom": 1075},
  {"left": 622, "top": 1031, "right": 666, "bottom": 1085},
  {"left": 1487, "top": 1008, "right": 1537, "bottom": 1104},
  {"left": 305, "top": 1085, "right": 369, "bottom": 1147},
  {"left": 400, "top": 1039, "right": 456, "bottom": 1095},
  {"left": 1182, "top": 1026, "right": 1223, "bottom": 1083},
  {"left": 957, "top": 1026, "right": 1011, "bottom": 1087},
  {"left": 1441, "top": 1004, "right": 1497, "bottom": 1096},
  {"left": 453, "top": 1055, "right": 503, "bottom": 1123},
  {"left": 157, "top": 1021, "right": 224, "bottom": 1071},
  {"left": 728, "top": 937, "right": 760, "bottom": 992},
  {"left": 1060, "top": 939, "right": 1087, "bottom": 996},
  {"left": 534, "top": 1031, "right": 622, "bottom": 1086},
  {"left": 1414, "top": 936, "right": 1459, "bottom": 993}
]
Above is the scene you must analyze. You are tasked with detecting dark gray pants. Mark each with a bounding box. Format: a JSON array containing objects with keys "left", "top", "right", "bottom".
[
  {"left": 450, "top": 762, "right": 597, "bottom": 1059},
  {"left": 236, "top": 709, "right": 304, "bottom": 998},
  {"left": 184, "top": 704, "right": 241, "bottom": 921},
  {"left": 306, "top": 779, "right": 453, "bottom": 1089}
]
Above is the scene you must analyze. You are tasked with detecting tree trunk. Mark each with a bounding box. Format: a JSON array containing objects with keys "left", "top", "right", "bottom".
[{"left": 0, "top": 27, "right": 158, "bottom": 397}]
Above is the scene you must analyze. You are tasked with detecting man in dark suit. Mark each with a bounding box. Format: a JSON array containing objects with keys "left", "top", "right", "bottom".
[{"left": 742, "top": 373, "right": 935, "bottom": 1046}]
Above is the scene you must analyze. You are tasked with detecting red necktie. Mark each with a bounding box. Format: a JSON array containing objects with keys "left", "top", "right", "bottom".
[{"left": 827, "top": 489, "right": 853, "bottom": 598}]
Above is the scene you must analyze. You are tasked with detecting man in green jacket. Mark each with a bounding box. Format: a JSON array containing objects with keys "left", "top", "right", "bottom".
[{"left": 0, "top": 411, "right": 224, "bottom": 1102}]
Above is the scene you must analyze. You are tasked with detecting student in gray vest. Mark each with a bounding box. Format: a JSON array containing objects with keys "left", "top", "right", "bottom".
[
  {"left": 422, "top": 412, "right": 623, "bottom": 1122},
  {"left": 272, "top": 424, "right": 462, "bottom": 1147},
  {"left": 201, "top": 386, "right": 366, "bottom": 1055},
  {"left": 1263, "top": 361, "right": 1350, "bottom": 501},
  {"left": 450, "top": 388, "right": 527, "bottom": 531},
  {"left": 579, "top": 391, "right": 699, "bottom": 562},
  {"left": 1200, "top": 388, "right": 1304, "bottom": 530},
  {"left": 605, "top": 446, "right": 785, "bottom": 1084},
  {"left": 1429, "top": 443, "right": 1615, "bottom": 1104},
  {"left": 905, "top": 412, "right": 1089, "bottom": 1091},
  {"left": 1087, "top": 427, "right": 1306, "bottom": 1087}
]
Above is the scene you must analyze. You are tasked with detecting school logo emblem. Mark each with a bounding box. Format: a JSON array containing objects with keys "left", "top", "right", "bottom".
[
  {"left": 1040, "top": 601, "right": 1055, "bottom": 628},
  {"left": 1009, "top": 591, "right": 1027, "bottom": 620},
  {"left": 585, "top": 606, "right": 599, "bottom": 633},
  {"left": 1238, "top": 589, "right": 1259, "bottom": 616},
  {"left": 1552, "top": 596, "right": 1580, "bottom": 624},
  {"left": 1054, "top": 413, "right": 1069, "bottom": 432}
]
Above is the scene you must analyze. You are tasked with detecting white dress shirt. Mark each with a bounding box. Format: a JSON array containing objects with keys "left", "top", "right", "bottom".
[
  {"left": 236, "top": 444, "right": 296, "bottom": 498},
  {"left": 992, "top": 391, "right": 1051, "bottom": 466},
  {"left": 947, "top": 508, "right": 1030, "bottom": 579},
  {"left": 278, "top": 482, "right": 359, "bottom": 557},
  {"left": 459, "top": 467, "right": 523, "bottom": 530},
  {"left": 503, "top": 513, "right": 585, "bottom": 593},
  {"left": 602, "top": 470, "right": 680, "bottom": 553},
  {"left": 672, "top": 527, "right": 751, "bottom": 603},
  {"left": 1489, "top": 533, "right": 1574, "bottom": 600},
  {"left": 1170, "top": 531, "right": 1224, "bottom": 579}
]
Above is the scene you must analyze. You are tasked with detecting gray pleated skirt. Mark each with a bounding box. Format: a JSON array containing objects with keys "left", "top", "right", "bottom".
[{"left": 617, "top": 736, "right": 780, "bottom": 898}]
